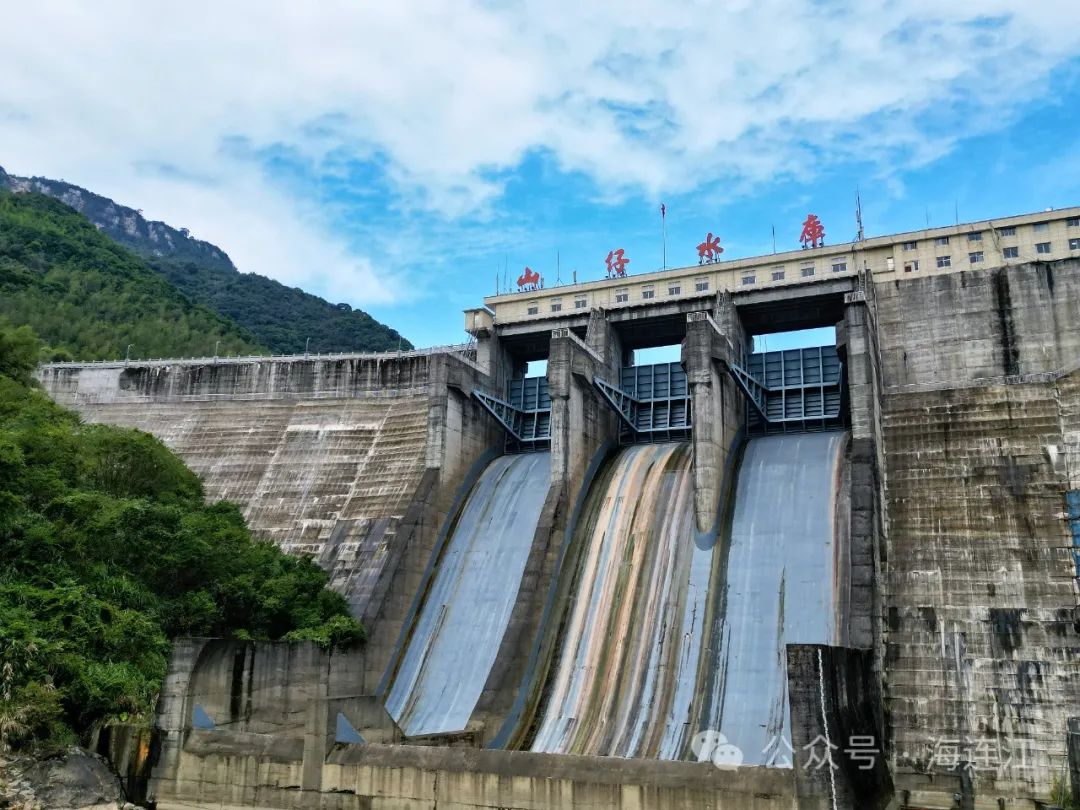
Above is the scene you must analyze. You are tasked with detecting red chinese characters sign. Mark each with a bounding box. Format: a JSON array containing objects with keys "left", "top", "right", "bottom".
[
  {"left": 517, "top": 266, "right": 541, "bottom": 291},
  {"left": 800, "top": 214, "right": 825, "bottom": 249},
  {"left": 697, "top": 232, "right": 723, "bottom": 264},
  {"left": 605, "top": 248, "right": 630, "bottom": 278}
]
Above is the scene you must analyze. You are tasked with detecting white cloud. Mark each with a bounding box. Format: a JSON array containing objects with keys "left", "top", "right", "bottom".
[{"left": 1, "top": 0, "right": 1078, "bottom": 304}]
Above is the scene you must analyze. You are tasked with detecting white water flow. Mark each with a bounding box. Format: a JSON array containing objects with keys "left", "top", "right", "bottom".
[
  {"left": 386, "top": 451, "right": 550, "bottom": 736},
  {"left": 701, "top": 431, "right": 848, "bottom": 766},
  {"left": 529, "top": 442, "right": 709, "bottom": 758},
  {"left": 527, "top": 431, "right": 847, "bottom": 762}
]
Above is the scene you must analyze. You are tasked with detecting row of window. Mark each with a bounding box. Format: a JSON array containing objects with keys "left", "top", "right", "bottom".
[
  {"left": 898, "top": 217, "right": 1079, "bottom": 252},
  {"left": 521, "top": 230, "right": 1080, "bottom": 313},
  {"left": 743, "top": 258, "right": 848, "bottom": 286},
  {"left": 900, "top": 239, "right": 1079, "bottom": 272},
  {"left": 526, "top": 276, "right": 717, "bottom": 313}
]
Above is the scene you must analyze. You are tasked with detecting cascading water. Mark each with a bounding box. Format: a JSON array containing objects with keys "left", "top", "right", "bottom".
[
  {"left": 529, "top": 442, "right": 711, "bottom": 758},
  {"left": 525, "top": 431, "right": 848, "bottom": 763},
  {"left": 386, "top": 451, "right": 550, "bottom": 737},
  {"left": 698, "top": 430, "right": 849, "bottom": 767}
]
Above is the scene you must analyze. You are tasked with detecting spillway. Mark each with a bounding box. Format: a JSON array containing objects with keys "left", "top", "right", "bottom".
[
  {"left": 700, "top": 430, "right": 849, "bottom": 766},
  {"left": 529, "top": 442, "right": 709, "bottom": 758},
  {"left": 386, "top": 451, "right": 550, "bottom": 737},
  {"left": 525, "top": 432, "right": 848, "bottom": 763}
]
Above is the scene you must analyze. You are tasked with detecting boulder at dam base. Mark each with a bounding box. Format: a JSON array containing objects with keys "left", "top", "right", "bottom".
[{"left": 0, "top": 748, "right": 137, "bottom": 810}]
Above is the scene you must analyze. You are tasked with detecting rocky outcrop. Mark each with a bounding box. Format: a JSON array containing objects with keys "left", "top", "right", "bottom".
[{"left": 0, "top": 748, "right": 136, "bottom": 810}]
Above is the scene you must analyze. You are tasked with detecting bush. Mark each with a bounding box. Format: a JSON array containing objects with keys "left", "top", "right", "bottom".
[{"left": 0, "top": 322, "right": 363, "bottom": 751}]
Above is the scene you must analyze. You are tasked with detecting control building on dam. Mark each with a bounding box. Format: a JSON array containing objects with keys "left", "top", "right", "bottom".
[{"left": 37, "top": 207, "right": 1080, "bottom": 810}]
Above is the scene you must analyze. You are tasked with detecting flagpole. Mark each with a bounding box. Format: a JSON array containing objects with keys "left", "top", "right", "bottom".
[{"left": 661, "top": 203, "right": 667, "bottom": 269}]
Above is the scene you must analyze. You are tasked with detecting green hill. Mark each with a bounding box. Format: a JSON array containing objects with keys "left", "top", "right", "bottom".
[
  {"left": 0, "top": 167, "right": 412, "bottom": 354},
  {"left": 0, "top": 190, "right": 265, "bottom": 361},
  {"left": 0, "top": 322, "right": 362, "bottom": 751}
]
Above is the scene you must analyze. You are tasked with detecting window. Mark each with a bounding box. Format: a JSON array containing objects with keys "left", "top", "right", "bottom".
[
  {"left": 969, "top": 251, "right": 984, "bottom": 264},
  {"left": 668, "top": 282, "right": 681, "bottom": 296},
  {"left": 741, "top": 274, "right": 756, "bottom": 286},
  {"left": 695, "top": 277, "right": 709, "bottom": 292},
  {"left": 1070, "top": 238, "right": 1080, "bottom": 251},
  {"left": 1036, "top": 242, "right": 1052, "bottom": 254},
  {"left": 998, "top": 226, "right": 1016, "bottom": 237},
  {"left": 615, "top": 288, "right": 629, "bottom": 303},
  {"left": 801, "top": 266, "right": 815, "bottom": 278},
  {"left": 1003, "top": 246, "right": 1019, "bottom": 259},
  {"left": 968, "top": 232, "right": 982, "bottom": 242},
  {"left": 902, "top": 240, "right": 917, "bottom": 251},
  {"left": 935, "top": 236, "right": 950, "bottom": 246},
  {"left": 771, "top": 269, "right": 785, "bottom": 282},
  {"left": 641, "top": 286, "right": 655, "bottom": 300},
  {"left": 936, "top": 255, "right": 951, "bottom": 268},
  {"left": 1068, "top": 217, "right": 1080, "bottom": 227},
  {"left": 886, "top": 257, "right": 895, "bottom": 272},
  {"left": 574, "top": 295, "right": 587, "bottom": 309},
  {"left": 1033, "top": 222, "right": 1050, "bottom": 232},
  {"left": 527, "top": 301, "right": 539, "bottom": 316},
  {"left": 831, "top": 259, "right": 847, "bottom": 273},
  {"left": 904, "top": 260, "right": 920, "bottom": 272},
  {"left": 550, "top": 299, "right": 562, "bottom": 313}
]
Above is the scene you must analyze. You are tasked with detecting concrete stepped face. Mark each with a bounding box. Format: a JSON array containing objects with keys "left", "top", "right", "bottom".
[
  {"left": 74, "top": 396, "right": 430, "bottom": 615},
  {"left": 38, "top": 358, "right": 440, "bottom": 618},
  {"left": 883, "top": 373, "right": 1080, "bottom": 799}
]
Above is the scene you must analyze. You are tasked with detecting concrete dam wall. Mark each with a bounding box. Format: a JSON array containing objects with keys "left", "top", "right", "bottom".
[
  {"left": 36, "top": 258, "right": 1080, "bottom": 809},
  {"left": 36, "top": 351, "right": 503, "bottom": 642}
]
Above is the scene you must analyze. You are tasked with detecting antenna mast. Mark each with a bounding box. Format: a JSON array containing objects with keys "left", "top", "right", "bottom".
[{"left": 856, "top": 187, "right": 865, "bottom": 242}]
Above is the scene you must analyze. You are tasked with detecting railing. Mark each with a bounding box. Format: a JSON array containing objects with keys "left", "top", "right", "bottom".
[{"left": 38, "top": 342, "right": 480, "bottom": 370}]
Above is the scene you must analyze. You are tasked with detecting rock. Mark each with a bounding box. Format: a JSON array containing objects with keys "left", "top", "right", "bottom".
[{"left": 4, "top": 748, "right": 124, "bottom": 809}]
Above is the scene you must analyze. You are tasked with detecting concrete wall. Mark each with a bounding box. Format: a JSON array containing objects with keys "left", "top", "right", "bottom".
[
  {"left": 882, "top": 373, "right": 1080, "bottom": 805},
  {"left": 787, "top": 645, "right": 893, "bottom": 810},
  {"left": 150, "top": 639, "right": 798, "bottom": 810},
  {"left": 875, "top": 259, "right": 1080, "bottom": 388},
  {"left": 37, "top": 352, "right": 502, "bottom": 637},
  {"left": 874, "top": 260, "right": 1080, "bottom": 806}
]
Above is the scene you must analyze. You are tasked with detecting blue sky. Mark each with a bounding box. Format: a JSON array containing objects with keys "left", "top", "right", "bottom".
[{"left": 2, "top": 2, "right": 1079, "bottom": 351}]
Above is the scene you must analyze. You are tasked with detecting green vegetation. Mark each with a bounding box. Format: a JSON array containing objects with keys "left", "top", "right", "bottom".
[
  {"left": 0, "top": 190, "right": 265, "bottom": 361},
  {"left": 0, "top": 322, "right": 362, "bottom": 752},
  {"left": 1, "top": 168, "right": 412, "bottom": 355},
  {"left": 152, "top": 257, "right": 413, "bottom": 354}
]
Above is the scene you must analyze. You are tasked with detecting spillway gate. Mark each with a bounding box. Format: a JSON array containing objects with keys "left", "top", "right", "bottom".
[
  {"left": 729, "top": 345, "right": 845, "bottom": 433},
  {"left": 594, "top": 361, "right": 692, "bottom": 443},
  {"left": 472, "top": 375, "right": 551, "bottom": 452}
]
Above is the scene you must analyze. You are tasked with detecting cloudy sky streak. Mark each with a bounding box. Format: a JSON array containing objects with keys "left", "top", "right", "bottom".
[{"left": 2, "top": 1, "right": 1079, "bottom": 345}]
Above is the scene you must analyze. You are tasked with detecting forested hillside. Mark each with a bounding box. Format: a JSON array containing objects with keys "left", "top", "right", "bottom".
[
  {"left": 152, "top": 256, "right": 412, "bottom": 354},
  {"left": 0, "top": 167, "right": 412, "bottom": 354},
  {"left": 0, "top": 191, "right": 264, "bottom": 360},
  {"left": 0, "top": 322, "right": 363, "bottom": 752}
]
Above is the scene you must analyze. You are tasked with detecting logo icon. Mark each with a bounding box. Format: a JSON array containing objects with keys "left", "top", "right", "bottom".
[{"left": 691, "top": 730, "right": 744, "bottom": 770}]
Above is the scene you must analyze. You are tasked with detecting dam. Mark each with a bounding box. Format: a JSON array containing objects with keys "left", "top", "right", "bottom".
[{"left": 36, "top": 207, "right": 1080, "bottom": 810}]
